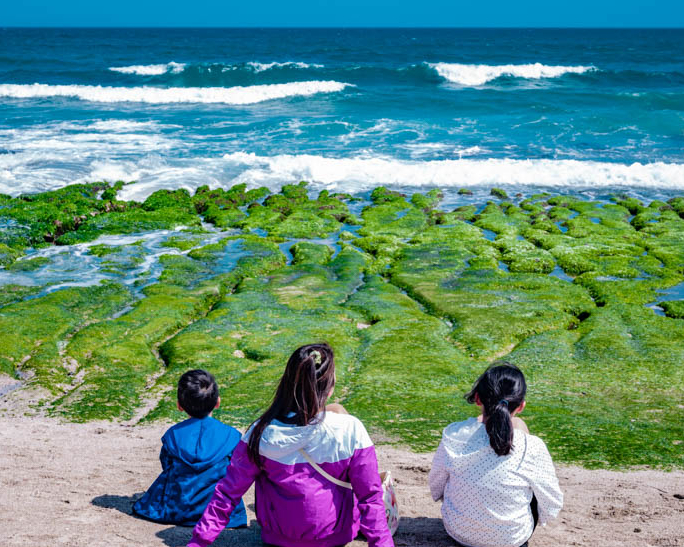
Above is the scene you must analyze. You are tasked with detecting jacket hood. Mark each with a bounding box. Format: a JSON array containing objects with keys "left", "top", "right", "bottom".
[
  {"left": 442, "top": 417, "right": 487, "bottom": 452},
  {"left": 246, "top": 416, "right": 322, "bottom": 461},
  {"left": 163, "top": 417, "right": 240, "bottom": 471}
]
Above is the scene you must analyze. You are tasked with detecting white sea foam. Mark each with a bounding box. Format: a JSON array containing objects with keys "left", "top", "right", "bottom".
[
  {"left": 428, "top": 62, "right": 595, "bottom": 86},
  {"left": 0, "top": 81, "right": 351, "bottom": 105},
  {"left": 110, "top": 152, "right": 684, "bottom": 202},
  {"left": 86, "top": 119, "right": 173, "bottom": 132},
  {"left": 4, "top": 130, "right": 683, "bottom": 202},
  {"left": 109, "top": 62, "right": 186, "bottom": 75},
  {"left": 0, "top": 119, "right": 179, "bottom": 196},
  {"left": 246, "top": 61, "right": 324, "bottom": 72}
]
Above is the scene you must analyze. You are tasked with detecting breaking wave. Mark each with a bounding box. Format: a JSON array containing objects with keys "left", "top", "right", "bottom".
[
  {"left": 109, "top": 62, "right": 187, "bottom": 75},
  {"left": 0, "top": 81, "right": 351, "bottom": 105},
  {"left": 108, "top": 152, "right": 684, "bottom": 202},
  {"left": 108, "top": 61, "right": 322, "bottom": 76},
  {"left": 427, "top": 62, "right": 596, "bottom": 86}
]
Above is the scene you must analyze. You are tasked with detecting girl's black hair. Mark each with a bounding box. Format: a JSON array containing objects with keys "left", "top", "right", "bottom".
[
  {"left": 465, "top": 362, "right": 526, "bottom": 456},
  {"left": 247, "top": 343, "right": 335, "bottom": 467}
]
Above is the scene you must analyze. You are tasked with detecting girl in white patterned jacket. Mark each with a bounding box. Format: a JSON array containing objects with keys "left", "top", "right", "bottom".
[{"left": 429, "top": 363, "right": 563, "bottom": 547}]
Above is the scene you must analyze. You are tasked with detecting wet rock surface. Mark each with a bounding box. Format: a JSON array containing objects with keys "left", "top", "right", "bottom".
[{"left": 1, "top": 182, "right": 684, "bottom": 467}]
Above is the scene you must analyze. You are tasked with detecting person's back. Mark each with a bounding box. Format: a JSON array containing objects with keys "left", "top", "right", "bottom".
[
  {"left": 187, "top": 343, "right": 393, "bottom": 547},
  {"left": 429, "top": 363, "right": 563, "bottom": 547},
  {"left": 430, "top": 418, "right": 560, "bottom": 547},
  {"left": 133, "top": 370, "right": 246, "bottom": 528},
  {"left": 250, "top": 409, "right": 382, "bottom": 545}
]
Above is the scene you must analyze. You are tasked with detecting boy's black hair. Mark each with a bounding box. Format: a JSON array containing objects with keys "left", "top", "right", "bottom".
[{"left": 177, "top": 369, "right": 219, "bottom": 418}]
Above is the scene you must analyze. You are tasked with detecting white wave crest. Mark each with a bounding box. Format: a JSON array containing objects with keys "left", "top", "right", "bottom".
[
  {"left": 111, "top": 152, "right": 684, "bottom": 202},
  {"left": 221, "top": 153, "right": 684, "bottom": 189},
  {"left": 109, "top": 62, "right": 186, "bottom": 75},
  {"left": 246, "top": 61, "right": 324, "bottom": 72},
  {"left": 0, "top": 81, "right": 351, "bottom": 105},
  {"left": 428, "top": 62, "right": 595, "bottom": 86}
]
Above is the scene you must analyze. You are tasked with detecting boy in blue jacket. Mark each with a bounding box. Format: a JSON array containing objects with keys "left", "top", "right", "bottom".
[{"left": 133, "top": 369, "right": 247, "bottom": 527}]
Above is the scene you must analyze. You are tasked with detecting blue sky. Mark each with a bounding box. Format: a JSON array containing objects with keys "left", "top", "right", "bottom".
[{"left": 2, "top": 0, "right": 682, "bottom": 27}]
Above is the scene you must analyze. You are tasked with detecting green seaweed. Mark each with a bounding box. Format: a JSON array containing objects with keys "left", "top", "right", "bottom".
[
  {"left": 5, "top": 256, "right": 50, "bottom": 272},
  {"left": 2, "top": 185, "right": 684, "bottom": 468},
  {"left": 0, "top": 282, "right": 134, "bottom": 384},
  {"left": 659, "top": 300, "right": 684, "bottom": 319},
  {"left": 0, "top": 284, "right": 43, "bottom": 308},
  {"left": 490, "top": 188, "right": 509, "bottom": 200}
]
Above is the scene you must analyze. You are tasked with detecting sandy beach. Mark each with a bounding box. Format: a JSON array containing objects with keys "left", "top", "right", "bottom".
[{"left": 1, "top": 410, "right": 683, "bottom": 547}]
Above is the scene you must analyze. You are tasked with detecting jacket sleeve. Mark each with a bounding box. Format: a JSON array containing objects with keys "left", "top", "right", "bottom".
[
  {"left": 527, "top": 437, "right": 563, "bottom": 526},
  {"left": 428, "top": 439, "right": 448, "bottom": 502},
  {"left": 187, "top": 441, "right": 259, "bottom": 547},
  {"left": 347, "top": 445, "right": 394, "bottom": 547},
  {"left": 159, "top": 445, "right": 172, "bottom": 472}
]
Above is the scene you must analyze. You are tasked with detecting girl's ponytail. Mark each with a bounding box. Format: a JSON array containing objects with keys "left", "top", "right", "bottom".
[
  {"left": 485, "top": 398, "right": 514, "bottom": 456},
  {"left": 465, "top": 362, "right": 526, "bottom": 456},
  {"left": 247, "top": 343, "right": 335, "bottom": 467}
]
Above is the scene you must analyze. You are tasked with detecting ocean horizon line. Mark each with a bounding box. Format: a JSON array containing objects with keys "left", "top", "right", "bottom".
[{"left": 2, "top": 26, "right": 684, "bottom": 30}]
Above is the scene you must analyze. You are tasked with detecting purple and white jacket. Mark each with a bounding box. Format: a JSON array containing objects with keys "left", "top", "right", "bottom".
[{"left": 188, "top": 411, "right": 394, "bottom": 547}]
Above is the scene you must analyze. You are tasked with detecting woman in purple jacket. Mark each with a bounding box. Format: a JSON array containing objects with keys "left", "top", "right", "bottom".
[{"left": 187, "top": 343, "right": 394, "bottom": 547}]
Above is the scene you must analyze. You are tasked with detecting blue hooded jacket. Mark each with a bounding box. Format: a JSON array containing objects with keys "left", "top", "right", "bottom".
[{"left": 133, "top": 416, "right": 247, "bottom": 527}]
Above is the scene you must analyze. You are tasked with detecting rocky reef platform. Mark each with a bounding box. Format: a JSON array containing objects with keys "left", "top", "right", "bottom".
[{"left": 1, "top": 182, "right": 683, "bottom": 468}]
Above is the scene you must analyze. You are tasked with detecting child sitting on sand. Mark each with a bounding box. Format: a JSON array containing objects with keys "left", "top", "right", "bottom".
[
  {"left": 187, "top": 343, "right": 394, "bottom": 547},
  {"left": 133, "top": 369, "right": 246, "bottom": 528},
  {"left": 429, "top": 362, "right": 563, "bottom": 547}
]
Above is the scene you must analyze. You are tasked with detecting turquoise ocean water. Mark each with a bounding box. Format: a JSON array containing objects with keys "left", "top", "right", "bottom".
[{"left": 1, "top": 28, "right": 683, "bottom": 201}]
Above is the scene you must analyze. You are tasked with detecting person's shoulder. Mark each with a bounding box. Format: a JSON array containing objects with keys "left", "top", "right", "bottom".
[
  {"left": 161, "top": 416, "right": 199, "bottom": 449},
  {"left": 202, "top": 416, "right": 242, "bottom": 441},
  {"left": 521, "top": 432, "right": 553, "bottom": 460},
  {"left": 443, "top": 417, "right": 481, "bottom": 441},
  {"left": 323, "top": 412, "right": 373, "bottom": 448},
  {"left": 163, "top": 416, "right": 196, "bottom": 436}
]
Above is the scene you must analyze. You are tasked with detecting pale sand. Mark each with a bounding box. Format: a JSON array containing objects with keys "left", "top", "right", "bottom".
[{"left": 1, "top": 414, "right": 683, "bottom": 547}]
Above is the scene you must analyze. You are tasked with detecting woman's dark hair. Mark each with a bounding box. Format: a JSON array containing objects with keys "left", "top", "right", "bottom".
[
  {"left": 465, "top": 362, "right": 526, "bottom": 456},
  {"left": 177, "top": 369, "right": 219, "bottom": 419},
  {"left": 248, "top": 343, "right": 335, "bottom": 466}
]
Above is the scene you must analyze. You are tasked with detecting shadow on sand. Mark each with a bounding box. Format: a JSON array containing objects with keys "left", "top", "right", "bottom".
[
  {"left": 393, "top": 516, "right": 454, "bottom": 546},
  {"left": 156, "top": 520, "right": 262, "bottom": 547},
  {"left": 90, "top": 497, "right": 451, "bottom": 547},
  {"left": 91, "top": 493, "right": 142, "bottom": 515}
]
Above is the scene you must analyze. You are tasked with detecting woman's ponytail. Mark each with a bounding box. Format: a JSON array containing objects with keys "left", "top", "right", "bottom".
[{"left": 465, "top": 362, "right": 526, "bottom": 456}]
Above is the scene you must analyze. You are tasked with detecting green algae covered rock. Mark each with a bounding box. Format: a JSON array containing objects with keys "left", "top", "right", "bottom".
[
  {"left": 147, "top": 248, "right": 367, "bottom": 425},
  {"left": 142, "top": 189, "right": 195, "bottom": 214},
  {"left": 56, "top": 207, "right": 202, "bottom": 245},
  {"left": 411, "top": 189, "right": 443, "bottom": 211},
  {"left": 88, "top": 244, "right": 124, "bottom": 257},
  {"left": 290, "top": 242, "right": 334, "bottom": 265},
  {"left": 659, "top": 300, "right": 684, "bottom": 319},
  {"left": 5, "top": 256, "right": 50, "bottom": 272},
  {"left": 508, "top": 303, "right": 684, "bottom": 468},
  {"left": 0, "top": 243, "right": 24, "bottom": 267},
  {"left": 490, "top": 187, "right": 509, "bottom": 199},
  {"left": 343, "top": 275, "right": 477, "bottom": 448},
  {"left": 0, "top": 282, "right": 134, "bottom": 384},
  {"left": 0, "top": 284, "right": 42, "bottom": 308},
  {"left": 359, "top": 193, "right": 427, "bottom": 239},
  {"left": 3, "top": 184, "right": 684, "bottom": 469}
]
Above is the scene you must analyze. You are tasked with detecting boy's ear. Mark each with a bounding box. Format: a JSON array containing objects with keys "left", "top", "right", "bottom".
[{"left": 215, "top": 396, "right": 221, "bottom": 410}]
